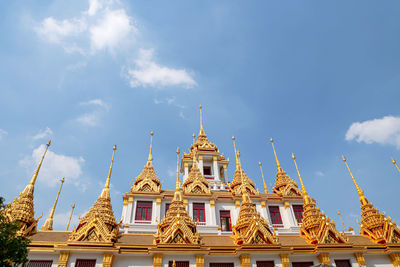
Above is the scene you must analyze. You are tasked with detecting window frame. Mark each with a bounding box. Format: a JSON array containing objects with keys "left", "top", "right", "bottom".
[
  {"left": 135, "top": 200, "right": 153, "bottom": 222},
  {"left": 292, "top": 204, "right": 304, "bottom": 224},
  {"left": 193, "top": 202, "right": 206, "bottom": 224},
  {"left": 268, "top": 205, "right": 283, "bottom": 226},
  {"left": 75, "top": 259, "right": 97, "bottom": 267},
  {"left": 219, "top": 210, "right": 232, "bottom": 232}
]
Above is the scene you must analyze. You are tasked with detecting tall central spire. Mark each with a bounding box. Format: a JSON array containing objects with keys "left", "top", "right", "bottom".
[
  {"left": 147, "top": 131, "right": 154, "bottom": 164},
  {"left": 232, "top": 136, "right": 240, "bottom": 170},
  {"left": 176, "top": 148, "right": 180, "bottom": 191},
  {"left": 292, "top": 154, "right": 307, "bottom": 195},
  {"left": 199, "top": 104, "right": 205, "bottom": 136},
  {"left": 102, "top": 145, "right": 116, "bottom": 198},
  {"left": 41, "top": 177, "right": 65, "bottom": 231},
  {"left": 270, "top": 138, "right": 283, "bottom": 173},
  {"left": 342, "top": 156, "right": 367, "bottom": 204}
]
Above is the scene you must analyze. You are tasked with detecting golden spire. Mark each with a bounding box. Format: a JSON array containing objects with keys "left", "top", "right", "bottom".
[
  {"left": 342, "top": 156, "right": 367, "bottom": 204},
  {"left": 30, "top": 139, "right": 51, "bottom": 186},
  {"left": 199, "top": 104, "right": 205, "bottom": 135},
  {"left": 176, "top": 148, "right": 180, "bottom": 190},
  {"left": 147, "top": 131, "right": 154, "bottom": 164},
  {"left": 41, "top": 177, "right": 65, "bottom": 231},
  {"left": 337, "top": 210, "right": 347, "bottom": 232},
  {"left": 259, "top": 162, "right": 268, "bottom": 193},
  {"left": 66, "top": 203, "right": 75, "bottom": 231},
  {"left": 103, "top": 145, "right": 116, "bottom": 197},
  {"left": 392, "top": 158, "right": 400, "bottom": 175},
  {"left": 192, "top": 133, "right": 196, "bottom": 146},
  {"left": 292, "top": 153, "right": 307, "bottom": 194},
  {"left": 270, "top": 138, "right": 283, "bottom": 173},
  {"left": 232, "top": 136, "right": 240, "bottom": 170},
  {"left": 238, "top": 152, "right": 249, "bottom": 202}
]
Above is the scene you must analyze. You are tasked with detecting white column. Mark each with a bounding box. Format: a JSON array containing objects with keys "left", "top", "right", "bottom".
[
  {"left": 223, "top": 165, "right": 228, "bottom": 184},
  {"left": 213, "top": 156, "right": 220, "bottom": 182},
  {"left": 127, "top": 197, "right": 134, "bottom": 223},
  {"left": 154, "top": 199, "right": 161, "bottom": 224},
  {"left": 184, "top": 162, "right": 189, "bottom": 181},
  {"left": 209, "top": 201, "right": 216, "bottom": 226},
  {"left": 198, "top": 155, "right": 204, "bottom": 175}
]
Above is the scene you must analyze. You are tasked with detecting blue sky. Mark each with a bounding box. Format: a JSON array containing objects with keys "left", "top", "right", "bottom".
[{"left": 1, "top": 0, "right": 400, "bottom": 231}]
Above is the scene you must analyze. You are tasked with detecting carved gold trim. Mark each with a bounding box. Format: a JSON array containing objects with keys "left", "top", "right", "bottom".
[
  {"left": 390, "top": 253, "right": 400, "bottom": 267},
  {"left": 235, "top": 200, "right": 241, "bottom": 208},
  {"left": 156, "top": 198, "right": 162, "bottom": 205},
  {"left": 210, "top": 200, "right": 215, "bottom": 207},
  {"left": 153, "top": 254, "right": 163, "bottom": 267},
  {"left": 103, "top": 253, "right": 114, "bottom": 267},
  {"left": 57, "top": 251, "right": 70, "bottom": 267},
  {"left": 128, "top": 197, "right": 134, "bottom": 204},
  {"left": 280, "top": 254, "right": 290, "bottom": 267},
  {"left": 261, "top": 201, "right": 266, "bottom": 208},
  {"left": 354, "top": 253, "right": 366, "bottom": 266},
  {"left": 283, "top": 201, "right": 290, "bottom": 209},
  {"left": 195, "top": 254, "right": 205, "bottom": 267},
  {"left": 240, "top": 254, "right": 250, "bottom": 267},
  {"left": 318, "top": 253, "right": 330, "bottom": 265}
]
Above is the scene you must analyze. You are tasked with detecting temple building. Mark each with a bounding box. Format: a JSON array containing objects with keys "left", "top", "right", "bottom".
[{"left": 4, "top": 107, "right": 400, "bottom": 267}]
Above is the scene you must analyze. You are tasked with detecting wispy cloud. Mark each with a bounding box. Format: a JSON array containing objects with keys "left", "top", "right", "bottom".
[
  {"left": 76, "top": 98, "right": 110, "bottom": 127},
  {"left": 346, "top": 115, "right": 400, "bottom": 149},
  {"left": 126, "top": 49, "right": 196, "bottom": 89},
  {"left": 0, "top": 129, "right": 8, "bottom": 140},
  {"left": 19, "top": 144, "right": 85, "bottom": 187},
  {"left": 76, "top": 112, "right": 101, "bottom": 127},
  {"left": 33, "top": 127, "right": 53, "bottom": 140},
  {"left": 80, "top": 98, "right": 110, "bottom": 111},
  {"left": 315, "top": 171, "right": 325, "bottom": 177},
  {"left": 53, "top": 210, "right": 80, "bottom": 230}
]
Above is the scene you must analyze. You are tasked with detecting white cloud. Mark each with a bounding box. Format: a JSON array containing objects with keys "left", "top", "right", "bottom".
[
  {"left": 76, "top": 112, "right": 101, "bottom": 127},
  {"left": 315, "top": 171, "right": 325, "bottom": 177},
  {"left": 88, "top": 0, "right": 103, "bottom": 16},
  {"left": 80, "top": 98, "right": 110, "bottom": 111},
  {"left": 90, "top": 9, "right": 135, "bottom": 52},
  {"left": 0, "top": 129, "right": 8, "bottom": 140},
  {"left": 19, "top": 144, "right": 85, "bottom": 187},
  {"left": 33, "top": 127, "right": 53, "bottom": 140},
  {"left": 345, "top": 116, "right": 400, "bottom": 148},
  {"left": 126, "top": 49, "right": 197, "bottom": 88}
]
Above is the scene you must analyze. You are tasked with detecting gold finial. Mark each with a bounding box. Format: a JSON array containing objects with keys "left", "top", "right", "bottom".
[
  {"left": 105, "top": 145, "right": 117, "bottom": 190},
  {"left": 41, "top": 177, "right": 65, "bottom": 230},
  {"left": 292, "top": 153, "right": 307, "bottom": 194},
  {"left": 238, "top": 151, "right": 249, "bottom": 201},
  {"left": 342, "top": 155, "right": 363, "bottom": 197},
  {"left": 392, "top": 157, "right": 400, "bottom": 175},
  {"left": 337, "top": 210, "right": 347, "bottom": 232},
  {"left": 147, "top": 131, "right": 154, "bottom": 163},
  {"left": 232, "top": 136, "right": 241, "bottom": 170},
  {"left": 66, "top": 203, "right": 75, "bottom": 231},
  {"left": 192, "top": 133, "right": 196, "bottom": 145},
  {"left": 259, "top": 161, "right": 268, "bottom": 193},
  {"left": 270, "top": 138, "right": 283, "bottom": 173},
  {"left": 176, "top": 148, "right": 180, "bottom": 191},
  {"left": 198, "top": 104, "right": 206, "bottom": 136},
  {"left": 29, "top": 139, "right": 51, "bottom": 186}
]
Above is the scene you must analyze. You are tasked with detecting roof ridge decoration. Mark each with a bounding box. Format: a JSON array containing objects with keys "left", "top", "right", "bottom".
[
  {"left": 232, "top": 141, "right": 278, "bottom": 245},
  {"left": 131, "top": 131, "right": 161, "bottom": 193},
  {"left": 270, "top": 138, "right": 301, "bottom": 197},
  {"left": 343, "top": 156, "right": 400, "bottom": 244},
  {"left": 229, "top": 136, "right": 258, "bottom": 196},
  {"left": 68, "top": 145, "right": 120, "bottom": 244},
  {"left": 182, "top": 137, "right": 211, "bottom": 195},
  {"left": 292, "top": 153, "right": 347, "bottom": 245},
  {"left": 41, "top": 177, "right": 65, "bottom": 231},
  {"left": 154, "top": 148, "right": 201, "bottom": 245},
  {"left": 4, "top": 140, "right": 50, "bottom": 237}
]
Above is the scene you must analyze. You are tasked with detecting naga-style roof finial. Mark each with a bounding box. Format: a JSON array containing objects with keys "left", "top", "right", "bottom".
[
  {"left": 41, "top": 177, "right": 65, "bottom": 231},
  {"left": 392, "top": 157, "right": 400, "bottom": 175},
  {"left": 259, "top": 161, "right": 268, "bottom": 193},
  {"left": 270, "top": 138, "right": 283, "bottom": 173}
]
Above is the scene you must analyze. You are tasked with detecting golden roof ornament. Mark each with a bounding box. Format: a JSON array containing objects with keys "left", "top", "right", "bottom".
[
  {"left": 131, "top": 131, "right": 161, "bottom": 193},
  {"left": 269, "top": 138, "right": 301, "bottom": 197},
  {"left": 292, "top": 153, "right": 347, "bottom": 245},
  {"left": 229, "top": 136, "right": 258, "bottom": 196},
  {"left": 337, "top": 210, "right": 347, "bottom": 232},
  {"left": 232, "top": 151, "right": 278, "bottom": 245},
  {"left": 343, "top": 156, "right": 400, "bottom": 244},
  {"left": 392, "top": 158, "right": 400, "bottom": 175},
  {"left": 259, "top": 161, "right": 268, "bottom": 193},
  {"left": 191, "top": 105, "right": 218, "bottom": 153},
  {"left": 182, "top": 134, "right": 211, "bottom": 195},
  {"left": 66, "top": 203, "right": 75, "bottom": 231},
  {"left": 68, "top": 145, "right": 120, "bottom": 244},
  {"left": 4, "top": 140, "right": 50, "bottom": 237},
  {"left": 41, "top": 177, "right": 65, "bottom": 231},
  {"left": 154, "top": 148, "right": 200, "bottom": 245}
]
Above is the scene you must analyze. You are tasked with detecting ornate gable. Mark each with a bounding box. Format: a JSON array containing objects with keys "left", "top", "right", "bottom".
[
  {"left": 182, "top": 154, "right": 210, "bottom": 195},
  {"left": 155, "top": 149, "right": 200, "bottom": 245},
  {"left": 69, "top": 145, "right": 119, "bottom": 244},
  {"left": 4, "top": 140, "right": 50, "bottom": 237},
  {"left": 131, "top": 131, "right": 161, "bottom": 193}
]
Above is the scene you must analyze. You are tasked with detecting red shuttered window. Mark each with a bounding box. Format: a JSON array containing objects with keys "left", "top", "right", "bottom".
[
  {"left": 193, "top": 203, "right": 206, "bottom": 223},
  {"left": 27, "top": 261, "right": 53, "bottom": 267},
  {"left": 75, "top": 259, "right": 96, "bottom": 267},
  {"left": 135, "top": 201, "right": 153, "bottom": 221},
  {"left": 335, "top": 260, "right": 351, "bottom": 267},
  {"left": 293, "top": 205, "right": 304, "bottom": 224},
  {"left": 168, "top": 261, "right": 189, "bottom": 267},
  {"left": 219, "top": 210, "right": 232, "bottom": 231},
  {"left": 268, "top": 206, "right": 283, "bottom": 225},
  {"left": 210, "top": 263, "right": 234, "bottom": 267},
  {"left": 292, "top": 262, "right": 314, "bottom": 267},
  {"left": 256, "top": 261, "right": 275, "bottom": 267}
]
